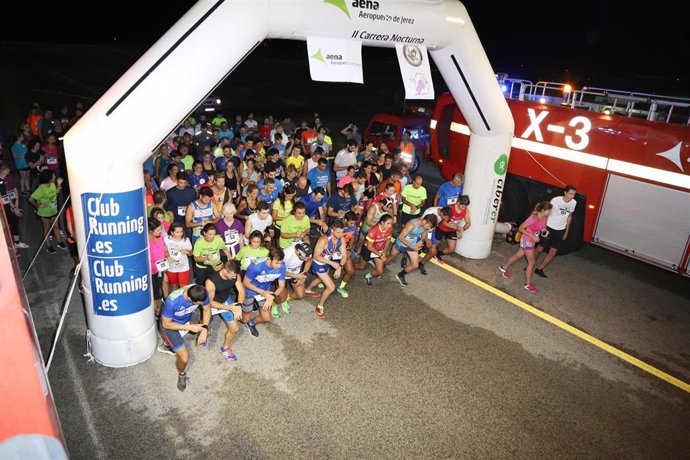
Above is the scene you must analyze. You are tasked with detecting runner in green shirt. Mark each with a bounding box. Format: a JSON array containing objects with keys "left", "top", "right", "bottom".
[
  {"left": 28, "top": 170, "right": 66, "bottom": 254},
  {"left": 400, "top": 175, "right": 427, "bottom": 224},
  {"left": 192, "top": 223, "right": 230, "bottom": 286},
  {"left": 235, "top": 230, "right": 270, "bottom": 271},
  {"left": 278, "top": 202, "right": 311, "bottom": 248}
]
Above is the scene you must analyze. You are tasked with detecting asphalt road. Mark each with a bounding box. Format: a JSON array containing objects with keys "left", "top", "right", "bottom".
[{"left": 20, "top": 184, "right": 690, "bottom": 458}]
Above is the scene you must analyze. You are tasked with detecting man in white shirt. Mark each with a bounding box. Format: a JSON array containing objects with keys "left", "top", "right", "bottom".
[
  {"left": 534, "top": 185, "right": 578, "bottom": 278},
  {"left": 334, "top": 139, "right": 358, "bottom": 180}
]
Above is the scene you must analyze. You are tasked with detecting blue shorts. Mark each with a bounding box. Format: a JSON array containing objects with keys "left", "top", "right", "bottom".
[
  {"left": 213, "top": 299, "right": 236, "bottom": 322},
  {"left": 311, "top": 261, "right": 330, "bottom": 274},
  {"left": 394, "top": 239, "right": 418, "bottom": 253},
  {"left": 427, "top": 230, "right": 437, "bottom": 245},
  {"left": 159, "top": 323, "right": 186, "bottom": 352}
]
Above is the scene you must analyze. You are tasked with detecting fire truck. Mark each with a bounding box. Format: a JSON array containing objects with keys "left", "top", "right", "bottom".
[{"left": 429, "top": 77, "right": 690, "bottom": 276}]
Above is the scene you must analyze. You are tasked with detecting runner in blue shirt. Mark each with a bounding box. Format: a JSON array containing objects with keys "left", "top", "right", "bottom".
[
  {"left": 434, "top": 173, "right": 464, "bottom": 207},
  {"left": 241, "top": 248, "right": 287, "bottom": 337},
  {"left": 326, "top": 183, "right": 358, "bottom": 225},
  {"left": 300, "top": 186, "right": 329, "bottom": 238},
  {"left": 257, "top": 178, "right": 280, "bottom": 206},
  {"left": 306, "top": 158, "right": 331, "bottom": 196},
  {"left": 158, "top": 284, "right": 210, "bottom": 392}
]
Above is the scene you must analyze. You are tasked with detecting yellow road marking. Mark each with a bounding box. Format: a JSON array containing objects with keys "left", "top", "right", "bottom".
[{"left": 429, "top": 258, "right": 690, "bottom": 394}]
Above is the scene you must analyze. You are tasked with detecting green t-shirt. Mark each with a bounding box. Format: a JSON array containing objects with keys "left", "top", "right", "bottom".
[
  {"left": 272, "top": 200, "right": 294, "bottom": 229},
  {"left": 278, "top": 215, "right": 311, "bottom": 248},
  {"left": 146, "top": 205, "right": 173, "bottom": 222},
  {"left": 193, "top": 235, "right": 226, "bottom": 269},
  {"left": 234, "top": 245, "right": 269, "bottom": 270},
  {"left": 401, "top": 184, "right": 427, "bottom": 215},
  {"left": 180, "top": 154, "right": 195, "bottom": 171},
  {"left": 31, "top": 183, "right": 58, "bottom": 218}
]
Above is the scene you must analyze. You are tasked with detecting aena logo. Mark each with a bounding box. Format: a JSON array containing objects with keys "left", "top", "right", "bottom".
[{"left": 324, "top": 0, "right": 379, "bottom": 19}]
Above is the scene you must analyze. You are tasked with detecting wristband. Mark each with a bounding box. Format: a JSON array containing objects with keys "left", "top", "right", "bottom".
[{"left": 201, "top": 324, "right": 209, "bottom": 330}]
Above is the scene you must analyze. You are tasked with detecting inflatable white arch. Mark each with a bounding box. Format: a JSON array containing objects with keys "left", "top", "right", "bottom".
[{"left": 64, "top": 0, "right": 513, "bottom": 367}]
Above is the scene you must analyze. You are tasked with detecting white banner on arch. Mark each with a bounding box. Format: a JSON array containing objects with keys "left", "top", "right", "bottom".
[
  {"left": 396, "top": 43, "right": 434, "bottom": 99},
  {"left": 307, "top": 37, "right": 363, "bottom": 84}
]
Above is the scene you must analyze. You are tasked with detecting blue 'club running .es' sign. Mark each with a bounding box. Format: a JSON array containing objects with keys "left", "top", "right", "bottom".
[{"left": 81, "top": 188, "right": 150, "bottom": 316}]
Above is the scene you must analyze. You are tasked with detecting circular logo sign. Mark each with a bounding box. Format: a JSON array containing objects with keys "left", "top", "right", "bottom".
[
  {"left": 494, "top": 154, "right": 508, "bottom": 175},
  {"left": 403, "top": 45, "right": 423, "bottom": 67}
]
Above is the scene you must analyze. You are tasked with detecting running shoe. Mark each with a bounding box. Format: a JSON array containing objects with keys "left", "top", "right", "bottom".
[
  {"left": 400, "top": 254, "right": 408, "bottom": 268},
  {"left": 177, "top": 373, "right": 190, "bottom": 392},
  {"left": 336, "top": 287, "right": 349, "bottom": 298},
  {"left": 157, "top": 344, "right": 175, "bottom": 355},
  {"left": 46, "top": 247, "right": 56, "bottom": 254},
  {"left": 281, "top": 301, "right": 290, "bottom": 314},
  {"left": 395, "top": 272, "right": 408, "bottom": 286},
  {"left": 15, "top": 242, "right": 29, "bottom": 249},
  {"left": 498, "top": 266, "right": 511, "bottom": 279},
  {"left": 56, "top": 242, "right": 67, "bottom": 250},
  {"left": 524, "top": 283, "right": 538, "bottom": 293},
  {"left": 305, "top": 290, "right": 321, "bottom": 298},
  {"left": 419, "top": 263, "right": 428, "bottom": 276},
  {"left": 534, "top": 268, "right": 548, "bottom": 278},
  {"left": 365, "top": 274, "right": 373, "bottom": 286},
  {"left": 315, "top": 305, "right": 326, "bottom": 319},
  {"left": 220, "top": 347, "right": 237, "bottom": 361},
  {"left": 246, "top": 321, "right": 260, "bottom": 337},
  {"left": 436, "top": 254, "right": 445, "bottom": 264},
  {"left": 271, "top": 304, "right": 280, "bottom": 319}
]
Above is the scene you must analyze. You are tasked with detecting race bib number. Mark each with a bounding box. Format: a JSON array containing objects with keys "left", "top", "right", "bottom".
[
  {"left": 177, "top": 206, "right": 186, "bottom": 217},
  {"left": 51, "top": 200, "right": 58, "bottom": 209},
  {"left": 1, "top": 195, "right": 10, "bottom": 205},
  {"left": 46, "top": 157, "right": 58, "bottom": 165},
  {"left": 199, "top": 179, "right": 206, "bottom": 185},
  {"left": 332, "top": 251, "right": 342, "bottom": 260},
  {"left": 155, "top": 259, "right": 170, "bottom": 272},
  {"left": 232, "top": 190, "right": 238, "bottom": 199},
  {"left": 7, "top": 191, "right": 17, "bottom": 201},
  {"left": 224, "top": 229, "right": 240, "bottom": 246},
  {"left": 447, "top": 196, "right": 458, "bottom": 205}
]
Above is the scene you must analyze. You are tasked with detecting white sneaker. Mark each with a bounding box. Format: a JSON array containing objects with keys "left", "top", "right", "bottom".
[{"left": 15, "top": 242, "right": 29, "bottom": 249}]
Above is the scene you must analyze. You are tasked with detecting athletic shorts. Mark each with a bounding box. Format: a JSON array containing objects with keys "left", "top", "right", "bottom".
[
  {"left": 151, "top": 272, "right": 164, "bottom": 300},
  {"left": 538, "top": 226, "right": 566, "bottom": 251},
  {"left": 242, "top": 295, "right": 267, "bottom": 313},
  {"left": 166, "top": 270, "right": 191, "bottom": 286},
  {"left": 311, "top": 260, "right": 334, "bottom": 275},
  {"left": 360, "top": 246, "right": 381, "bottom": 263},
  {"left": 394, "top": 239, "right": 417, "bottom": 253},
  {"left": 212, "top": 299, "right": 236, "bottom": 322},
  {"left": 400, "top": 212, "right": 419, "bottom": 225},
  {"left": 426, "top": 230, "right": 437, "bottom": 246},
  {"left": 159, "top": 323, "right": 187, "bottom": 352},
  {"left": 435, "top": 227, "right": 458, "bottom": 241},
  {"left": 520, "top": 238, "right": 536, "bottom": 250}
]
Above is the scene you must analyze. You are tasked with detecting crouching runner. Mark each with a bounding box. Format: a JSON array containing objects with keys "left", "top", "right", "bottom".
[
  {"left": 305, "top": 220, "right": 351, "bottom": 319},
  {"left": 158, "top": 284, "right": 211, "bottom": 392},
  {"left": 274, "top": 242, "right": 313, "bottom": 317},
  {"left": 205, "top": 260, "right": 245, "bottom": 362},
  {"left": 241, "top": 248, "right": 287, "bottom": 337},
  {"left": 386, "top": 214, "right": 438, "bottom": 286}
]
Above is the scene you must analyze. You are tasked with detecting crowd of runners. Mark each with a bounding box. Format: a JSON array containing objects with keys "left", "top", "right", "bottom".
[{"left": 4, "top": 103, "right": 577, "bottom": 392}]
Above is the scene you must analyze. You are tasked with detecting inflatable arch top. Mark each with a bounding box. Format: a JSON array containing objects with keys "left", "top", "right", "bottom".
[{"left": 64, "top": 0, "right": 514, "bottom": 367}]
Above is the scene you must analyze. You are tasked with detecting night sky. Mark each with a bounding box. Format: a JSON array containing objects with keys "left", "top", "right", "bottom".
[{"left": 2, "top": 1, "right": 689, "bottom": 95}]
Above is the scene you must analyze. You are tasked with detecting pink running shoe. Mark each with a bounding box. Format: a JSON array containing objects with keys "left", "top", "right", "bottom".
[
  {"left": 498, "top": 266, "right": 511, "bottom": 279},
  {"left": 524, "top": 283, "right": 538, "bottom": 293}
]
